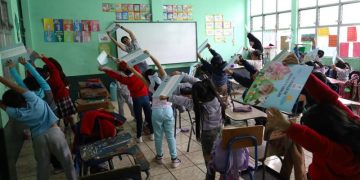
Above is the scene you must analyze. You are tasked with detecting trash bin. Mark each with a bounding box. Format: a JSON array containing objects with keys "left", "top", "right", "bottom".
[{"left": 109, "top": 81, "right": 117, "bottom": 101}]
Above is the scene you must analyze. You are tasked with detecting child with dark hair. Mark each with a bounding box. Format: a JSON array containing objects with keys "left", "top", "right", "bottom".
[
  {"left": 127, "top": 50, "right": 181, "bottom": 168},
  {"left": 7, "top": 57, "right": 63, "bottom": 172},
  {"left": 34, "top": 54, "right": 77, "bottom": 133},
  {"left": 247, "top": 32, "right": 263, "bottom": 53},
  {"left": 0, "top": 75, "right": 76, "bottom": 180},
  {"left": 99, "top": 60, "right": 153, "bottom": 143},
  {"left": 267, "top": 104, "right": 360, "bottom": 179},
  {"left": 197, "top": 43, "right": 228, "bottom": 98},
  {"left": 168, "top": 78, "right": 226, "bottom": 179},
  {"left": 332, "top": 60, "right": 351, "bottom": 81}
]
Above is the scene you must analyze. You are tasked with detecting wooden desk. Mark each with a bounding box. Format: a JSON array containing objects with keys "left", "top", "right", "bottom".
[
  {"left": 226, "top": 101, "right": 267, "bottom": 126},
  {"left": 327, "top": 77, "right": 346, "bottom": 85}
]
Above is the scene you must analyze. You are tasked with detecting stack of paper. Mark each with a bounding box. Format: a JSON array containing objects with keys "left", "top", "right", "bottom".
[
  {"left": 153, "top": 75, "right": 184, "bottom": 97},
  {"left": 97, "top": 51, "right": 109, "bottom": 65},
  {"left": 0, "top": 43, "right": 29, "bottom": 62},
  {"left": 121, "top": 49, "right": 149, "bottom": 67}
]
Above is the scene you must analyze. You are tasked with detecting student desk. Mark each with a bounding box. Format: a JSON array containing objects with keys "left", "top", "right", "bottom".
[
  {"left": 226, "top": 101, "right": 267, "bottom": 126},
  {"left": 80, "top": 132, "right": 150, "bottom": 179}
]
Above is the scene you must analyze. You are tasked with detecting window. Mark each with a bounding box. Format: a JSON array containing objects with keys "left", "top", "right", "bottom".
[
  {"left": 297, "top": 0, "right": 360, "bottom": 57},
  {"left": 0, "top": 0, "right": 13, "bottom": 49},
  {"left": 250, "top": 0, "right": 292, "bottom": 57}
]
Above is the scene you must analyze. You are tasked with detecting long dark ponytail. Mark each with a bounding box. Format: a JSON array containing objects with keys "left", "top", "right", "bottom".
[
  {"left": 192, "top": 79, "right": 226, "bottom": 139},
  {"left": 301, "top": 104, "right": 360, "bottom": 161}
]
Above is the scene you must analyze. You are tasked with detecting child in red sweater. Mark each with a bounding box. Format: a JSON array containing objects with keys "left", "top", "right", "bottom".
[{"left": 99, "top": 63, "right": 153, "bottom": 142}]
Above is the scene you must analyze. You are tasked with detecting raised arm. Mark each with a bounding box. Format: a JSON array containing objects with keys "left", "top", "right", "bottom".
[
  {"left": 98, "top": 65, "right": 128, "bottom": 85},
  {"left": 7, "top": 60, "right": 27, "bottom": 88},
  {"left": 0, "top": 76, "right": 27, "bottom": 94},
  {"left": 144, "top": 50, "right": 167, "bottom": 78},
  {"left": 127, "top": 64, "right": 150, "bottom": 87},
  {"left": 107, "top": 31, "right": 127, "bottom": 52},
  {"left": 19, "top": 57, "right": 51, "bottom": 91},
  {"left": 120, "top": 25, "right": 136, "bottom": 41}
]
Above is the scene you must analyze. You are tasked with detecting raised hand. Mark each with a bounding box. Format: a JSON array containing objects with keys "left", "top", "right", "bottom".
[
  {"left": 6, "top": 60, "right": 15, "bottom": 68},
  {"left": 266, "top": 108, "right": 291, "bottom": 131},
  {"left": 171, "top": 71, "right": 181, "bottom": 76},
  {"left": 18, "top": 57, "right": 27, "bottom": 64}
]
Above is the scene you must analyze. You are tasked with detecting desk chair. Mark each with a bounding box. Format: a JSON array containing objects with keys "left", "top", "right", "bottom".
[
  {"left": 186, "top": 109, "right": 196, "bottom": 152},
  {"left": 220, "top": 125, "right": 264, "bottom": 180},
  {"left": 80, "top": 165, "right": 142, "bottom": 180}
]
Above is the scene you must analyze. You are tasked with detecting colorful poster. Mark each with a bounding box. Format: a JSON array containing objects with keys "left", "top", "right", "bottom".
[
  {"left": 328, "top": 35, "right": 337, "bottom": 47},
  {"left": 128, "top": 4, "right": 134, "bottom": 11},
  {"left": 90, "top": 20, "right": 100, "bottom": 32},
  {"left": 133, "top": 4, "right": 140, "bottom": 12},
  {"left": 73, "top": 20, "right": 82, "bottom": 32},
  {"left": 140, "top": 4, "right": 147, "bottom": 12},
  {"left": 122, "top": 4, "right": 128, "bottom": 11},
  {"left": 347, "top": 26, "right": 357, "bottom": 42},
  {"left": 74, "top": 31, "right": 82, "bottom": 43},
  {"left": 205, "top": 15, "right": 214, "bottom": 22},
  {"left": 206, "top": 29, "right": 215, "bottom": 36},
  {"left": 214, "top": 22, "right": 223, "bottom": 29},
  {"left": 167, "top": 13, "right": 173, "bottom": 20},
  {"left": 214, "top": 15, "right": 223, "bottom": 22},
  {"left": 128, "top": 12, "right": 135, "bottom": 20},
  {"left": 98, "top": 43, "right": 111, "bottom": 54},
  {"left": 53, "top": 19, "right": 64, "bottom": 42},
  {"left": 82, "top": 31, "right": 91, "bottom": 42},
  {"left": 64, "top": 31, "right": 74, "bottom": 42},
  {"left": 122, "top": 12, "right": 129, "bottom": 20},
  {"left": 116, "top": 12, "right": 123, "bottom": 20},
  {"left": 353, "top": 42, "right": 360, "bottom": 57},
  {"left": 340, "top": 42, "right": 349, "bottom": 58},
  {"left": 301, "top": 34, "right": 315, "bottom": 42},
  {"left": 134, "top": 12, "right": 140, "bottom": 20},
  {"left": 177, "top": 5, "right": 183, "bottom": 13},
  {"left": 63, "top": 19, "right": 73, "bottom": 31},
  {"left": 43, "top": 18, "right": 54, "bottom": 31},
  {"left": 81, "top": 20, "right": 90, "bottom": 32},
  {"left": 141, "top": 12, "right": 147, "bottom": 20},
  {"left": 173, "top": 12, "right": 178, "bottom": 20},
  {"left": 115, "top": 3, "right": 122, "bottom": 12},
  {"left": 214, "top": 29, "right": 223, "bottom": 36},
  {"left": 206, "top": 22, "right": 214, "bottom": 29},
  {"left": 317, "top": 27, "right": 329, "bottom": 37},
  {"left": 241, "top": 61, "right": 313, "bottom": 113}
]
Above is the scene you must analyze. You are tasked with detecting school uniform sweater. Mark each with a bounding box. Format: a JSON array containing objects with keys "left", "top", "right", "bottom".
[
  {"left": 200, "top": 48, "right": 228, "bottom": 87},
  {"left": 286, "top": 123, "right": 360, "bottom": 180},
  {"left": 102, "top": 66, "right": 148, "bottom": 98},
  {"left": 41, "top": 57, "right": 69, "bottom": 101}
]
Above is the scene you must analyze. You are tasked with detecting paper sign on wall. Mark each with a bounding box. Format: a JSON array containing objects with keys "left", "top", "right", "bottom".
[
  {"left": 280, "top": 36, "right": 289, "bottom": 50},
  {"left": 353, "top": 42, "right": 360, "bottom": 57},
  {"left": 328, "top": 35, "right": 337, "bottom": 47},
  {"left": 206, "top": 29, "right": 215, "bottom": 36},
  {"left": 348, "top": 26, "right": 357, "bottom": 42},
  {"left": 340, "top": 42, "right": 349, "bottom": 58},
  {"left": 97, "top": 51, "right": 108, "bottom": 65},
  {"left": 317, "top": 27, "right": 329, "bottom": 37},
  {"left": 205, "top": 15, "right": 214, "bottom": 22}
]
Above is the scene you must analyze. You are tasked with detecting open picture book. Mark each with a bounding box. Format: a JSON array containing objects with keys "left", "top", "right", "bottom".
[{"left": 153, "top": 74, "right": 184, "bottom": 97}]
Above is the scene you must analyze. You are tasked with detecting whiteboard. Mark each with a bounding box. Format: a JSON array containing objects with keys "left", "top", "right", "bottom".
[{"left": 116, "top": 22, "right": 197, "bottom": 65}]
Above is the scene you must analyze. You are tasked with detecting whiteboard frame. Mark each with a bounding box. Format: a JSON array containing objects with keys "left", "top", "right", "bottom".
[{"left": 115, "top": 21, "right": 198, "bottom": 65}]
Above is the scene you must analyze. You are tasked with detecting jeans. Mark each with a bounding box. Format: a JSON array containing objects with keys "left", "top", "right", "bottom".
[
  {"left": 132, "top": 96, "right": 153, "bottom": 138},
  {"left": 152, "top": 107, "right": 177, "bottom": 159}
]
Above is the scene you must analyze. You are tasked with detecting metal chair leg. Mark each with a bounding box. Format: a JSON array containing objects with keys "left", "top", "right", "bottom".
[{"left": 187, "top": 122, "right": 193, "bottom": 152}]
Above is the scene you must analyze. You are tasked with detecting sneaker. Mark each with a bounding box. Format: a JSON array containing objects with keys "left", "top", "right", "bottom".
[
  {"left": 150, "top": 134, "right": 155, "bottom": 141},
  {"left": 155, "top": 155, "right": 163, "bottom": 164},
  {"left": 171, "top": 157, "right": 181, "bottom": 168},
  {"left": 136, "top": 137, "right": 143, "bottom": 143}
]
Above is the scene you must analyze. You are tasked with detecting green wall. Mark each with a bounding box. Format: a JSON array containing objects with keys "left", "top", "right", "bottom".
[{"left": 22, "top": 0, "right": 246, "bottom": 76}]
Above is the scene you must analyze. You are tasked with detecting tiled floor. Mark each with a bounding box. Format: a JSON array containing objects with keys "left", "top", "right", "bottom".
[{"left": 16, "top": 99, "right": 312, "bottom": 180}]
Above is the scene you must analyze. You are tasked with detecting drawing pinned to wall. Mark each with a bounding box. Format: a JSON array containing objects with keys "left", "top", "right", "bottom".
[
  {"left": 328, "top": 35, "right": 337, "bottom": 47},
  {"left": 340, "top": 42, "right": 349, "bottom": 58},
  {"left": 163, "top": 4, "right": 192, "bottom": 21},
  {"left": 53, "top": 19, "right": 64, "bottom": 42},
  {"left": 43, "top": 18, "right": 55, "bottom": 42},
  {"left": 204, "top": 14, "right": 232, "bottom": 43},
  {"left": 347, "top": 26, "right": 357, "bottom": 42},
  {"left": 102, "top": 3, "right": 115, "bottom": 12},
  {"left": 115, "top": 3, "right": 122, "bottom": 12},
  {"left": 317, "top": 27, "right": 329, "bottom": 37},
  {"left": 90, "top": 20, "right": 100, "bottom": 32},
  {"left": 113, "top": 3, "right": 150, "bottom": 21},
  {"left": 206, "top": 29, "right": 215, "bottom": 36},
  {"left": 353, "top": 42, "right": 360, "bottom": 57},
  {"left": 63, "top": 19, "right": 74, "bottom": 42},
  {"left": 82, "top": 31, "right": 91, "bottom": 42}
]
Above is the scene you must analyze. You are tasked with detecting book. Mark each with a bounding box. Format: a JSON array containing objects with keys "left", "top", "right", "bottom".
[
  {"left": 0, "top": 43, "right": 29, "bottom": 62},
  {"left": 239, "top": 61, "right": 313, "bottom": 113},
  {"left": 271, "top": 50, "right": 289, "bottom": 62},
  {"left": 197, "top": 39, "right": 208, "bottom": 53},
  {"left": 106, "top": 23, "right": 120, "bottom": 33},
  {"left": 97, "top": 50, "right": 108, "bottom": 65},
  {"left": 153, "top": 75, "right": 184, "bottom": 97},
  {"left": 121, "top": 49, "right": 149, "bottom": 67},
  {"left": 223, "top": 47, "right": 243, "bottom": 70}
]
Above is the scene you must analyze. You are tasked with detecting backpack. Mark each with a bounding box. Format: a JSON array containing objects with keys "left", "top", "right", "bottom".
[{"left": 208, "top": 137, "right": 249, "bottom": 180}]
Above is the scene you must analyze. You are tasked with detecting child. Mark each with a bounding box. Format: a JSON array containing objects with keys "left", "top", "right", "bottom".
[
  {"left": 332, "top": 60, "right": 351, "bottom": 81},
  {"left": 0, "top": 75, "right": 76, "bottom": 180},
  {"left": 168, "top": 78, "right": 225, "bottom": 179},
  {"left": 99, "top": 61, "right": 153, "bottom": 143},
  {"left": 197, "top": 43, "right": 228, "bottom": 97},
  {"left": 266, "top": 105, "right": 360, "bottom": 179},
  {"left": 107, "top": 25, "right": 148, "bottom": 73},
  {"left": 247, "top": 32, "right": 263, "bottom": 53},
  {"left": 116, "top": 81, "right": 135, "bottom": 119},
  {"left": 7, "top": 57, "right": 64, "bottom": 172},
  {"left": 127, "top": 50, "right": 181, "bottom": 168},
  {"left": 33, "top": 54, "right": 77, "bottom": 133}
]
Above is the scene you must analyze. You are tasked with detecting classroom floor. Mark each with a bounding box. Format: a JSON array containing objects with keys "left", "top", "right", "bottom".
[{"left": 16, "top": 91, "right": 313, "bottom": 180}]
